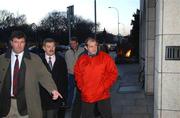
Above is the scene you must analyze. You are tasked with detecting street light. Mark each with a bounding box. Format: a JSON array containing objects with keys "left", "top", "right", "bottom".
[{"left": 108, "top": 6, "right": 120, "bottom": 39}]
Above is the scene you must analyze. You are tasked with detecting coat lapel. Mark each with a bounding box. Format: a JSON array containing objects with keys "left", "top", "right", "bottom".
[
  {"left": 41, "top": 54, "right": 52, "bottom": 72},
  {"left": 0, "top": 57, "right": 11, "bottom": 94},
  {"left": 52, "top": 55, "right": 59, "bottom": 71},
  {"left": 1, "top": 56, "right": 11, "bottom": 84},
  {"left": 1, "top": 48, "right": 31, "bottom": 86}
]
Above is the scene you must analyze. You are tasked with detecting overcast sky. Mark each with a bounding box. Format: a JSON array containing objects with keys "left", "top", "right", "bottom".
[{"left": 0, "top": 0, "right": 139, "bottom": 35}]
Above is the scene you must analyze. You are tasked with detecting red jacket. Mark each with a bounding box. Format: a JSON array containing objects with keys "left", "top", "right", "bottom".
[{"left": 74, "top": 51, "right": 118, "bottom": 103}]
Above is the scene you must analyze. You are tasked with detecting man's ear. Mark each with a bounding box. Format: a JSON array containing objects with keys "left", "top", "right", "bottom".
[
  {"left": 42, "top": 45, "right": 45, "bottom": 51},
  {"left": 9, "top": 40, "right": 12, "bottom": 46},
  {"left": 85, "top": 46, "right": 88, "bottom": 50}
]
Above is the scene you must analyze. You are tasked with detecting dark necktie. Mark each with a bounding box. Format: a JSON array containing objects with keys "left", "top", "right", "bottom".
[
  {"left": 48, "top": 56, "right": 53, "bottom": 70},
  {"left": 13, "top": 55, "right": 19, "bottom": 96}
]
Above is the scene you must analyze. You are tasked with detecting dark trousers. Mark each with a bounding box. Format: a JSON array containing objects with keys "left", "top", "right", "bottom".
[
  {"left": 71, "top": 89, "right": 82, "bottom": 118},
  {"left": 58, "top": 109, "right": 66, "bottom": 118},
  {"left": 43, "top": 109, "right": 58, "bottom": 118},
  {"left": 67, "top": 74, "right": 75, "bottom": 107},
  {"left": 81, "top": 98, "right": 112, "bottom": 118},
  {"left": 43, "top": 109, "right": 65, "bottom": 118},
  {"left": 2, "top": 99, "right": 28, "bottom": 118}
]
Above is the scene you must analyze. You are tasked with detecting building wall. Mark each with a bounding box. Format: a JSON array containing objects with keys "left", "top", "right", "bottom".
[{"left": 154, "top": 0, "right": 180, "bottom": 117}]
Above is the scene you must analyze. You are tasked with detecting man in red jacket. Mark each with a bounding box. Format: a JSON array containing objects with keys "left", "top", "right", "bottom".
[{"left": 74, "top": 37, "right": 118, "bottom": 118}]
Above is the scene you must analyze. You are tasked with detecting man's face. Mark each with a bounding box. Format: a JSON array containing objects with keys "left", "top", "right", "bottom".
[
  {"left": 85, "top": 41, "right": 98, "bottom": 55},
  {"left": 43, "top": 42, "right": 56, "bottom": 56},
  {"left": 70, "top": 40, "right": 78, "bottom": 50},
  {"left": 10, "top": 37, "right": 26, "bottom": 54}
]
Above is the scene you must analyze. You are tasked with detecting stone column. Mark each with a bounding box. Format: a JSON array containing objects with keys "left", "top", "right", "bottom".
[
  {"left": 144, "top": 0, "right": 156, "bottom": 94},
  {"left": 154, "top": 0, "right": 180, "bottom": 117},
  {"left": 140, "top": 0, "right": 156, "bottom": 94}
]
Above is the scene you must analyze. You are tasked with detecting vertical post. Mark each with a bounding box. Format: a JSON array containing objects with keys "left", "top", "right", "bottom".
[
  {"left": 68, "top": 19, "right": 71, "bottom": 42},
  {"left": 67, "top": 5, "right": 74, "bottom": 42},
  {"left": 117, "top": 9, "right": 119, "bottom": 38},
  {"left": 94, "top": 0, "right": 97, "bottom": 39},
  {"left": 67, "top": 7, "right": 71, "bottom": 42},
  {"left": 31, "top": 23, "right": 38, "bottom": 46}
]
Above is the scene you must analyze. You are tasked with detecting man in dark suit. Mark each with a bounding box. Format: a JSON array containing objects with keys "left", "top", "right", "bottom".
[{"left": 40, "top": 38, "right": 68, "bottom": 118}]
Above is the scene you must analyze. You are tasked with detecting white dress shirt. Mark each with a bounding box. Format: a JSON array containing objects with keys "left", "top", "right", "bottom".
[
  {"left": 11, "top": 51, "right": 24, "bottom": 96},
  {"left": 45, "top": 54, "right": 56, "bottom": 68}
]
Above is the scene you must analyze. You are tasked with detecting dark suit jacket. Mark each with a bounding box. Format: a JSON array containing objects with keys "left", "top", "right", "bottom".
[{"left": 40, "top": 54, "right": 68, "bottom": 110}]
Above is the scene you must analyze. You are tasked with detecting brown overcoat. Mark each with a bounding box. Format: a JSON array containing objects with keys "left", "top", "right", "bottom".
[{"left": 0, "top": 51, "right": 57, "bottom": 118}]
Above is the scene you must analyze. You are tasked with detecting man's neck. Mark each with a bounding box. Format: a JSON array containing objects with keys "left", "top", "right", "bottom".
[
  {"left": 12, "top": 50, "right": 24, "bottom": 56},
  {"left": 71, "top": 47, "right": 79, "bottom": 52},
  {"left": 87, "top": 51, "right": 98, "bottom": 57},
  {"left": 45, "top": 53, "right": 55, "bottom": 57}
]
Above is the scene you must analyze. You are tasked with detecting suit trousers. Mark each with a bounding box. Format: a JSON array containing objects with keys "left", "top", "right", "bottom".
[
  {"left": 43, "top": 108, "right": 66, "bottom": 118},
  {"left": 43, "top": 109, "right": 58, "bottom": 118},
  {"left": 71, "top": 88, "right": 82, "bottom": 118},
  {"left": 81, "top": 98, "right": 112, "bottom": 118},
  {"left": 67, "top": 74, "right": 75, "bottom": 107},
  {"left": 58, "top": 109, "right": 66, "bottom": 118},
  {"left": 2, "top": 99, "right": 28, "bottom": 118}
]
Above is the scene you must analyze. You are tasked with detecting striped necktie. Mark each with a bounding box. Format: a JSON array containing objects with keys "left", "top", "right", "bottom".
[{"left": 48, "top": 56, "right": 53, "bottom": 70}]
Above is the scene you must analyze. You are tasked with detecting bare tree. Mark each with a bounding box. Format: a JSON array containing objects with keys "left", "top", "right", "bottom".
[
  {"left": 40, "top": 11, "right": 68, "bottom": 32},
  {"left": 73, "top": 16, "right": 96, "bottom": 42},
  {"left": 39, "top": 11, "right": 98, "bottom": 43},
  {"left": 0, "top": 10, "right": 27, "bottom": 28}
]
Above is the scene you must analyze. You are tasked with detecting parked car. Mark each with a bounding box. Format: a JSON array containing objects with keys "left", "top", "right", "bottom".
[
  {"left": 79, "top": 43, "right": 85, "bottom": 48},
  {"left": 55, "top": 45, "right": 70, "bottom": 57},
  {"left": 28, "top": 45, "right": 44, "bottom": 55},
  {"left": 56, "top": 45, "right": 69, "bottom": 52}
]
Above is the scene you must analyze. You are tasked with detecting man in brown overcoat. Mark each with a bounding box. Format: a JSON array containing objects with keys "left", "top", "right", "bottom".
[{"left": 0, "top": 31, "right": 62, "bottom": 118}]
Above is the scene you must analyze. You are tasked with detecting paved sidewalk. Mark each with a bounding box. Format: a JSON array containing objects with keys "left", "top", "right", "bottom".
[
  {"left": 65, "top": 63, "right": 154, "bottom": 118},
  {"left": 111, "top": 64, "right": 153, "bottom": 118}
]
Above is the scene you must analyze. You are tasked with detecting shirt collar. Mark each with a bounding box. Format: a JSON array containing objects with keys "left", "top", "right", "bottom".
[
  {"left": 11, "top": 51, "right": 24, "bottom": 58},
  {"left": 45, "top": 54, "right": 55, "bottom": 60},
  {"left": 86, "top": 50, "right": 99, "bottom": 57},
  {"left": 70, "top": 46, "right": 79, "bottom": 52}
]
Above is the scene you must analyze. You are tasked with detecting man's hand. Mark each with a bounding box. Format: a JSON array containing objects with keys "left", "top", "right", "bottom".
[{"left": 51, "top": 90, "right": 63, "bottom": 100}]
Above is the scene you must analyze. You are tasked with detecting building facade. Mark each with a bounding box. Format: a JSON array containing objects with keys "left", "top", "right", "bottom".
[{"left": 140, "top": 0, "right": 180, "bottom": 117}]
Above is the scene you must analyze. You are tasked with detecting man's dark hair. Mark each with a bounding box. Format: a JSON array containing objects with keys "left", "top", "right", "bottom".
[
  {"left": 43, "top": 38, "right": 56, "bottom": 46},
  {"left": 85, "top": 37, "right": 98, "bottom": 46},
  {"left": 70, "top": 37, "right": 78, "bottom": 43},
  {"left": 10, "top": 31, "right": 27, "bottom": 41}
]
